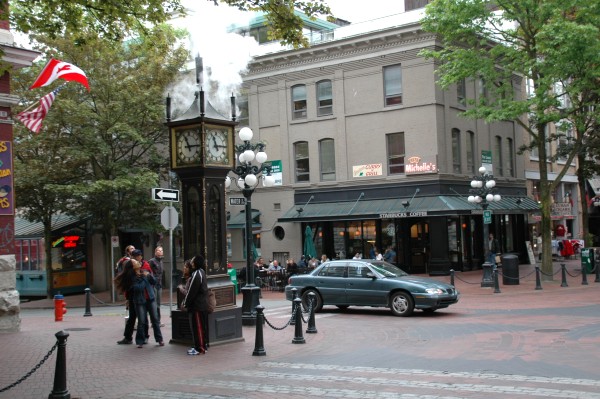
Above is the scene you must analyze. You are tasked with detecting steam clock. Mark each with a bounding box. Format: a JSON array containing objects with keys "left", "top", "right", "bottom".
[{"left": 165, "top": 64, "right": 242, "bottom": 344}]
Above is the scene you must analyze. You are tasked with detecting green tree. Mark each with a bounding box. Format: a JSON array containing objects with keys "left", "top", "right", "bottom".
[
  {"left": 5, "top": 0, "right": 332, "bottom": 48},
  {"left": 13, "top": 25, "right": 189, "bottom": 294},
  {"left": 421, "top": 0, "right": 600, "bottom": 277}
]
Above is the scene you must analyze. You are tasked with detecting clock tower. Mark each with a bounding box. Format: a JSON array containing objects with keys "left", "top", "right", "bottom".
[{"left": 165, "top": 56, "right": 242, "bottom": 344}]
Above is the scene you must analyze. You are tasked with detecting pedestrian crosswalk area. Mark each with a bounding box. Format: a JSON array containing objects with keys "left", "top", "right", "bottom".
[{"left": 126, "top": 361, "right": 600, "bottom": 398}]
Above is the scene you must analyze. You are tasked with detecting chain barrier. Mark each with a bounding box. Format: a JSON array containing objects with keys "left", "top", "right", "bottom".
[
  {"left": 299, "top": 299, "right": 313, "bottom": 324},
  {"left": 497, "top": 268, "right": 536, "bottom": 282},
  {"left": 89, "top": 291, "right": 126, "bottom": 307},
  {"left": 565, "top": 267, "right": 582, "bottom": 278},
  {"left": 263, "top": 306, "right": 296, "bottom": 331},
  {"left": 538, "top": 267, "right": 563, "bottom": 277},
  {"left": 451, "top": 273, "right": 482, "bottom": 285},
  {"left": 0, "top": 342, "right": 57, "bottom": 393}
]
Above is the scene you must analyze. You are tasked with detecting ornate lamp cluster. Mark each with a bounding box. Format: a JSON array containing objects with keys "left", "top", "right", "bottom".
[
  {"left": 468, "top": 166, "right": 501, "bottom": 208},
  {"left": 225, "top": 127, "right": 275, "bottom": 190}
]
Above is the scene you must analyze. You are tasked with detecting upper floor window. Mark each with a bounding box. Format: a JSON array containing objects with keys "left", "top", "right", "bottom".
[
  {"left": 319, "top": 138, "right": 336, "bottom": 181},
  {"left": 316, "top": 80, "right": 333, "bottom": 116},
  {"left": 494, "top": 136, "right": 503, "bottom": 176},
  {"left": 506, "top": 138, "right": 514, "bottom": 177},
  {"left": 294, "top": 141, "right": 310, "bottom": 182},
  {"left": 457, "top": 79, "right": 466, "bottom": 106},
  {"left": 387, "top": 133, "right": 405, "bottom": 175},
  {"left": 466, "top": 131, "right": 475, "bottom": 174},
  {"left": 292, "top": 84, "right": 307, "bottom": 120},
  {"left": 383, "top": 65, "right": 402, "bottom": 106},
  {"left": 405, "top": 0, "right": 432, "bottom": 11},
  {"left": 452, "top": 129, "right": 461, "bottom": 174}
]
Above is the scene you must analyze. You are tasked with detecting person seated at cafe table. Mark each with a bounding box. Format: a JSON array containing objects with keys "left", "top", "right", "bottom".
[{"left": 268, "top": 260, "right": 283, "bottom": 274}]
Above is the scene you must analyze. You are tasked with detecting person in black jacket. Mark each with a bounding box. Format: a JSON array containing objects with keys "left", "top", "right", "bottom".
[{"left": 182, "top": 255, "right": 209, "bottom": 356}]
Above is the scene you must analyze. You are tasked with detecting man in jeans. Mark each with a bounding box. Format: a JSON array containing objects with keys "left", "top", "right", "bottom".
[
  {"left": 487, "top": 233, "right": 500, "bottom": 267},
  {"left": 148, "top": 246, "right": 165, "bottom": 327}
]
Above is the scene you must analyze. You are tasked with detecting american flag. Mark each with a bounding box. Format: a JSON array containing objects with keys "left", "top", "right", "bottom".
[{"left": 14, "top": 87, "right": 62, "bottom": 133}]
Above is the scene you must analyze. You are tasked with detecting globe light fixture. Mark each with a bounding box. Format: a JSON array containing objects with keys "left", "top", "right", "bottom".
[
  {"left": 225, "top": 127, "right": 274, "bottom": 326},
  {"left": 467, "top": 165, "right": 501, "bottom": 286}
]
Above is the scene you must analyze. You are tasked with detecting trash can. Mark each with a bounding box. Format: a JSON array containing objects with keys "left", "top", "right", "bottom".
[
  {"left": 227, "top": 267, "right": 238, "bottom": 295},
  {"left": 580, "top": 247, "right": 596, "bottom": 274},
  {"left": 501, "top": 254, "right": 519, "bottom": 285}
]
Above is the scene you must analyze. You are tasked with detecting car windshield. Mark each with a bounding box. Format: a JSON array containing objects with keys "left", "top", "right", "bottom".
[{"left": 367, "top": 261, "right": 409, "bottom": 278}]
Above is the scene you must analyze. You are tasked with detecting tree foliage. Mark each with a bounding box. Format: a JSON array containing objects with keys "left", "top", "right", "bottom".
[
  {"left": 13, "top": 25, "right": 189, "bottom": 278},
  {"left": 421, "top": 0, "right": 600, "bottom": 276},
  {"left": 5, "top": 0, "right": 332, "bottom": 48}
]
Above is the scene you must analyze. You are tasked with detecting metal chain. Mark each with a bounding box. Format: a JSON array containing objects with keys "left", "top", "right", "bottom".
[
  {"left": 0, "top": 342, "right": 58, "bottom": 393},
  {"left": 497, "top": 268, "right": 536, "bottom": 282},
  {"left": 300, "top": 299, "right": 313, "bottom": 324},
  {"left": 565, "top": 267, "right": 581, "bottom": 278},
  {"left": 452, "top": 274, "right": 482, "bottom": 285},
  {"left": 263, "top": 306, "right": 296, "bottom": 331},
  {"left": 90, "top": 291, "right": 126, "bottom": 307},
  {"left": 539, "top": 267, "right": 563, "bottom": 277}
]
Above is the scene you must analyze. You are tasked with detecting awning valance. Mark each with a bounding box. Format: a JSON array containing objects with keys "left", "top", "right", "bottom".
[
  {"left": 227, "top": 210, "right": 261, "bottom": 229},
  {"left": 278, "top": 195, "right": 540, "bottom": 222}
]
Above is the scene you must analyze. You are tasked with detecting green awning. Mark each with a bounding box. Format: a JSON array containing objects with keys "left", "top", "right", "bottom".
[
  {"left": 278, "top": 196, "right": 540, "bottom": 222},
  {"left": 15, "top": 214, "right": 85, "bottom": 238},
  {"left": 227, "top": 210, "right": 261, "bottom": 229}
]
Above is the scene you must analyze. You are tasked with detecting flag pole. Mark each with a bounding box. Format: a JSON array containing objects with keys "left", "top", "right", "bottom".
[{"left": 18, "top": 83, "right": 68, "bottom": 114}]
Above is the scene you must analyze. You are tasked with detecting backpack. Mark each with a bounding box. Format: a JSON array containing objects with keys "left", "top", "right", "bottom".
[{"left": 115, "top": 256, "right": 129, "bottom": 273}]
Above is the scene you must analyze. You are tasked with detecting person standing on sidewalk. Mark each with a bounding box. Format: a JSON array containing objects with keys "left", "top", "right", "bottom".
[
  {"left": 131, "top": 259, "right": 164, "bottom": 348},
  {"left": 114, "top": 259, "right": 137, "bottom": 345},
  {"left": 148, "top": 246, "right": 165, "bottom": 326},
  {"left": 487, "top": 233, "right": 500, "bottom": 267},
  {"left": 182, "top": 255, "right": 209, "bottom": 356}
]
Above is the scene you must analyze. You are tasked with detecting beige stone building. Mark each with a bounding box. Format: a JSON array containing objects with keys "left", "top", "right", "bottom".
[{"left": 226, "top": 7, "right": 539, "bottom": 274}]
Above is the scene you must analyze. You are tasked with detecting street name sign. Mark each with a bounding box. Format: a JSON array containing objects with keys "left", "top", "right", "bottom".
[
  {"left": 229, "top": 197, "right": 246, "bottom": 206},
  {"left": 152, "top": 188, "right": 179, "bottom": 202}
]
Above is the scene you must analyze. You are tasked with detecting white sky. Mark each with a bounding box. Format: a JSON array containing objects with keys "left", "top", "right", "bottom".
[{"left": 323, "top": 0, "right": 405, "bottom": 24}]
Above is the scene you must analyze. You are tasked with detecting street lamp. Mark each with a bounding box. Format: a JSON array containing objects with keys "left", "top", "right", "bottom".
[
  {"left": 225, "top": 127, "right": 275, "bottom": 325},
  {"left": 467, "top": 166, "right": 501, "bottom": 286}
]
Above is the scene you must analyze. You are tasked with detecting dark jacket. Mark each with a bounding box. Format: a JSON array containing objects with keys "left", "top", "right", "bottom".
[
  {"left": 148, "top": 257, "right": 164, "bottom": 287},
  {"left": 131, "top": 274, "right": 156, "bottom": 305},
  {"left": 182, "top": 269, "right": 208, "bottom": 312}
]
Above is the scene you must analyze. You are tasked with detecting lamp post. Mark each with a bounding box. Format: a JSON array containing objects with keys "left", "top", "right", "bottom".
[
  {"left": 467, "top": 166, "right": 501, "bottom": 286},
  {"left": 225, "top": 127, "right": 275, "bottom": 325}
]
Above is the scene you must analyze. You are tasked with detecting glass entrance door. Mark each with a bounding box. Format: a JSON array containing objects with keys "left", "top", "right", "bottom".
[{"left": 409, "top": 220, "right": 429, "bottom": 274}]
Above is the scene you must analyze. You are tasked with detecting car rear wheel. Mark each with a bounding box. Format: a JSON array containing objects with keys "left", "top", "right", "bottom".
[
  {"left": 390, "top": 292, "right": 414, "bottom": 317},
  {"left": 301, "top": 289, "right": 323, "bottom": 313}
]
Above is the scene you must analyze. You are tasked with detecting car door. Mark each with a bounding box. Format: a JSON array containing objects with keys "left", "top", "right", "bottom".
[
  {"left": 314, "top": 262, "right": 348, "bottom": 305},
  {"left": 345, "top": 262, "right": 387, "bottom": 306}
]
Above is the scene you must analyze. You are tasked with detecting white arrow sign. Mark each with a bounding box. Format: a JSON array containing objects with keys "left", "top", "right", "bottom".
[{"left": 152, "top": 188, "right": 179, "bottom": 202}]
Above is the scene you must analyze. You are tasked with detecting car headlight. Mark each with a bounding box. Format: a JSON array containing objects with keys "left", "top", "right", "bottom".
[{"left": 425, "top": 288, "right": 444, "bottom": 295}]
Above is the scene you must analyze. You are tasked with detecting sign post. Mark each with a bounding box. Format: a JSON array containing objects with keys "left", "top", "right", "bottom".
[
  {"left": 161, "top": 206, "right": 179, "bottom": 313},
  {"left": 111, "top": 236, "right": 119, "bottom": 302}
]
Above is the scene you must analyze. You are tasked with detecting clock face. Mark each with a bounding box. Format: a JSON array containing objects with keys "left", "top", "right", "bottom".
[
  {"left": 176, "top": 129, "right": 201, "bottom": 165},
  {"left": 205, "top": 127, "right": 229, "bottom": 165}
]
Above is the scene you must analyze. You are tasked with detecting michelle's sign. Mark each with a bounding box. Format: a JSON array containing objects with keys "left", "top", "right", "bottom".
[{"left": 405, "top": 155, "right": 437, "bottom": 175}]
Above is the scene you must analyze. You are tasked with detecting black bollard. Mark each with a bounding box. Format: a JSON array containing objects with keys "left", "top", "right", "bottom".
[
  {"left": 290, "top": 288, "right": 297, "bottom": 325},
  {"left": 292, "top": 297, "right": 305, "bottom": 344},
  {"left": 493, "top": 267, "right": 501, "bottom": 294},
  {"left": 450, "top": 269, "right": 455, "bottom": 286},
  {"left": 560, "top": 263, "right": 568, "bottom": 287},
  {"left": 252, "top": 305, "right": 266, "bottom": 356},
  {"left": 83, "top": 288, "right": 92, "bottom": 317},
  {"left": 595, "top": 262, "right": 600, "bottom": 283},
  {"left": 48, "top": 330, "right": 70, "bottom": 399},
  {"left": 582, "top": 263, "right": 589, "bottom": 285},
  {"left": 535, "top": 266, "right": 542, "bottom": 290},
  {"left": 305, "top": 292, "right": 317, "bottom": 334}
]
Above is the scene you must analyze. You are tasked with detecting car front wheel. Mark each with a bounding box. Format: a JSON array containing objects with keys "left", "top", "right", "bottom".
[
  {"left": 301, "top": 289, "right": 323, "bottom": 313},
  {"left": 390, "top": 292, "right": 414, "bottom": 317}
]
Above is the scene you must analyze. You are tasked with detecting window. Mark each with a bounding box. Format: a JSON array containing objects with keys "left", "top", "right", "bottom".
[
  {"left": 292, "top": 84, "right": 307, "bottom": 119},
  {"left": 319, "top": 138, "right": 336, "bottom": 181},
  {"left": 452, "top": 128, "right": 461, "bottom": 174},
  {"left": 387, "top": 133, "right": 405, "bottom": 174},
  {"left": 466, "top": 131, "right": 475, "bottom": 174},
  {"left": 405, "top": 0, "right": 432, "bottom": 10},
  {"left": 457, "top": 79, "right": 466, "bottom": 106},
  {"left": 384, "top": 65, "right": 402, "bottom": 106},
  {"left": 506, "top": 138, "right": 514, "bottom": 177},
  {"left": 294, "top": 141, "right": 310, "bottom": 182},
  {"left": 478, "top": 78, "right": 487, "bottom": 102},
  {"left": 494, "top": 136, "right": 503, "bottom": 176},
  {"left": 317, "top": 80, "right": 333, "bottom": 116}
]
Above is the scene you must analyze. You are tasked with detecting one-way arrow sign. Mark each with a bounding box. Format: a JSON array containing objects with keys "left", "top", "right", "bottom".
[{"left": 152, "top": 188, "right": 180, "bottom": 202}]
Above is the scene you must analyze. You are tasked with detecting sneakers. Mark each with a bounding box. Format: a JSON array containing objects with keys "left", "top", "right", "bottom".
[
  {"left": 117, "top": 338, "right": 133, "bottom": 345},
  {"left": 137, "top": 344, "right": 143, "bottom": 348},
  {"left": 187, "top": 348, "right": 200, "bottom": 356},
  {"left": 158, "top": 342, "right": 165, "bottom": 346}
]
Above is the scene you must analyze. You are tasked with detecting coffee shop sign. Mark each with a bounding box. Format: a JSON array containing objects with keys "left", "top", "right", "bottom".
[
  {"left": 405, "top": 156, "right": 437, "bottom": 175},
  {"left": 353, "top": 163, "right": 382, "bottom": 178}
]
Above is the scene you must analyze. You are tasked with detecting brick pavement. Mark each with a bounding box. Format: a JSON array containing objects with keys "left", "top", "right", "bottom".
[{"left": 2, "top": 257, "right": 599, "bottom": 399}]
